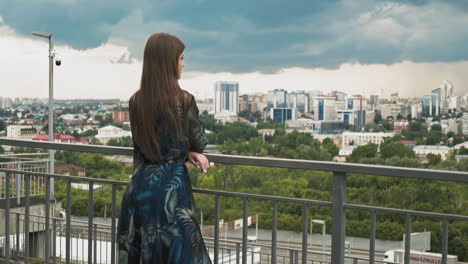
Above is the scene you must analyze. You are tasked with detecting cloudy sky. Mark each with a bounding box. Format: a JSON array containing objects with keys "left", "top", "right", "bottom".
[{"left": 1, "top": 0, "right": 468, "bottom": 100}]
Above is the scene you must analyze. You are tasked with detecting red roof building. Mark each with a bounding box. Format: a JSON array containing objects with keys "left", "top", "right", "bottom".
[{"left": 32, "top": 133, "right": 76, "bottom": 143}]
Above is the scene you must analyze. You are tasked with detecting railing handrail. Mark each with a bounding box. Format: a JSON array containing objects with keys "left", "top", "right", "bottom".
[
  {"left": 1, "top": 137, "right": 468, "bottom": 183},
  {"left": 1, "top": 138, "right": 467, "bottom": 264}
]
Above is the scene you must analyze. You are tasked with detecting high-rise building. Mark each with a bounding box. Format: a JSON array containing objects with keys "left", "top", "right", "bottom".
[
  {"left": 271, "top": 107, "right": 296, "bottom": 123},
  {"left": 267, "top": 89, "right": 287, "bottom": 108},
  {"left": 214, "top": 81, "right": 239, "bottom": 114},
  {"left": 440, "top": 80, "right": 454, "bottom": 114},
  {"left": 314, "top": 96, "right": 337, "bottom": 121},
  {"left": 369, "top": 95, "right": 379, "bottom": 109},
  {"left": 380, "top": 104, "right": 403, "bottom": 120},
  {"left": 462, "top": 113, "right": 468, "bottom": 135},
  {"left": 422, "top": 94, "right": 439, "bottom": 117},
  {"left": 0, "top": 97, "right": 13, "bottom": 109},
  {"left": 287, "top": 91, "right": 310, "bottom": 113}
]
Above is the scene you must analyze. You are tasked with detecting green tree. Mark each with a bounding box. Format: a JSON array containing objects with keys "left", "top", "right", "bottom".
[
  {"left": 373, "top": 113, "right": 382, "bottom": 124},
  {"left": 459, "top": 147, "right": 468, "bottom": 155},
  {"left": 0, "top": 120, "right": 6, "bottom": 131},
  {"left": 427, "top": 153, "right": 442, "bottom": 166},
  {"left": 347, "top": 143, "right": 379, "bottom": 163},
  {"left": 380, "top": 142, "right": 415, "bottom": 159},
  {"left": 107, "top": 136, "right": 133, "bottom": 147},
  {"left": 322, "top": 138, "right": 339, "bottom": 157},
  {"left": 425, "top": 131, "right": 443, "bottom": 145}
]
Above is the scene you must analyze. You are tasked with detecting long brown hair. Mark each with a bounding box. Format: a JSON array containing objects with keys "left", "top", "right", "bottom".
[{"left": 129, "top": 33, "right": 186, "bottom": 161}]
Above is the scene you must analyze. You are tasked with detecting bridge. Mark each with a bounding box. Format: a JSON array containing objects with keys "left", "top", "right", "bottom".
[{"left": 0, "top": 138, "right": 467, "bottom": 264}]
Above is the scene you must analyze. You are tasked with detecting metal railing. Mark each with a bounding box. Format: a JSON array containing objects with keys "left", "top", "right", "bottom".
[
  {"left": 0, "top": 138, "right": 467, "bottom": 264},
  {"left": 0, "top": 153, "right": 49, "bottom": 202}
]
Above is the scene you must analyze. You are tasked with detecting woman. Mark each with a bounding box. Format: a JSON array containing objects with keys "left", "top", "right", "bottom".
[{"left": 117, "top": 33, "right": 212, "bottom": 264}]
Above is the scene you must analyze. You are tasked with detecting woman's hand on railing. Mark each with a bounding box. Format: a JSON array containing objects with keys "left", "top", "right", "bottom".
[{"left": 187, "top": 152, "right": 210, "bottom": 173}]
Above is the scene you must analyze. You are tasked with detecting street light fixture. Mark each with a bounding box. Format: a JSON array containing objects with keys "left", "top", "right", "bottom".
[
  {"left": 310, "top": 219, "right": 326, "bottom": 257},
  {"left": 32, "top": 31, "right": 55, "bottom": 198}
]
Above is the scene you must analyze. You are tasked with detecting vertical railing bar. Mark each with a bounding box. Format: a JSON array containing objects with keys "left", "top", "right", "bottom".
[
  {"left": 66, "top": 179, "right": 72, "bottom": 264},
  {"left": 331, "top": 171, "right": 347, "bottom": 264},
  {"left": 442, "top": 218, "right": 448, "bottom": 264},
  {"left": 45, "top": 176, "right": 51, "bottom": 263},
  {"left": 88, "top": 182, "right": 94, "bottom": 264},
  {"left": 111, "top": 184, "right": 117, "bottom": 264},
  {"left": 404, "top": 214, "right": 411, "bottom": 264},
  {"left": 236, "top": 242, "right": 240, "bottom": 264},
  {"left": 16, "top": 172, "right": 21, "bottom": 205},
  {"left": 94, "top": 224, "right": 97, "bottom": 264},
  {"left": 369, "top": 211, "right": 376, "bottom": 264},
  {"left": 214, "top": 195, "right": 221, "bottom": 264},
  {"left": 302, "top": 204, "right": 308, "bottom": 264},
  {"left": 53, "top": 218, "right": 57, "bottom": 264},
  {"left": 16, "top": 212, "right": 20, "bottom": 257},
  {"left": 242, "top": 197, "right": 248, "bottom": 264},
  {"left": 5, "top": 173, "right": 11, "bottom": 263},
  {"left": 272, "top": 200, "right": 278, "bottom": 264},
  {"left": 25, "top": 175, "right": 30, "bottom": 263}
]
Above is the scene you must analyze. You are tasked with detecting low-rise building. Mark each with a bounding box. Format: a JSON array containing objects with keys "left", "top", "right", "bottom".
[
  {"left": 6, "top": 125, "right": 40, "bottom": 140},
  {"left": 342, "top": 132, "right": 395, "bottom": 147},
  {"left": 413, "top": 145, "right": 452, "bottom": 160},
  {"left": 393, "top": 120, "right": 409, "bottom": 133},
  {"left": 95, "top": 125, "right": 132, "bottom": 144},
  {"left": 60, "top": 114, "right": 87, "bottom": 125},
  {"left": 214, "top": 110, "right": 239, "bottom": 123},
  {"left": 112, "top": 107, "right": 130, "bottom": 124}
]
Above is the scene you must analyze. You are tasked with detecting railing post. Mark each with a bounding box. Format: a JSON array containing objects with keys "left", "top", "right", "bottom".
[
  {"left": 45, "top": 176, "right": 51, "bottom": 263},
  {"left": 442, "top": 218, "right": 448, "bottom": 264},
  {"left": 111, "top": 184, "right": 117, "bottom": 264},
  {"left": 53, "top": 218, "right": 57, "bottom": 264},
  {"left": 214, "top": 195, "right": 221, "bottom": 264},
  {"left": 242, "top": 197, "right": 248, "bottom": 264},
  {"left": 94, "top": 224, "right": 98, "bottom": 264},
  {"left": 369, "top": 211, "right": 376, "bottom": 264},
  {"left": 331, "top": 171, "right": 347, "bottom": 264},
  {"left": 271, "top": 200, "right": 278, "bottom": 264},
  {"left": 5, "top": 173, "right": 11, "bottom": 263},
  {"left": 25, "top": 174, "right": 30, "bottom": 263},
  {"left": 302, "top": 204, "right": 308, "bottom": 264},
  {"left": 236, "top": 242, "right": 240, "bottom": 264},
  {"left": 404, "top": 214, "right": 411, "bottom": 264},
  {"left": 16, "top": 212, "right": 20, "bottom": 257},
  {"left": 16, "top": 171, "right": 21, "bottom": 205},
  {"left": 88, "top": 182, "right": 94, "bottom": 264},
  {"left": 66, "top": 179, "right": 72, "bottom": 264}
]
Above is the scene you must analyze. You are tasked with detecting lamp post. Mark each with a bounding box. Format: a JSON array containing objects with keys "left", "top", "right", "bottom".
[
  {"left": 310, "top": 219, "right": 326, "bottom": 256},
  {"left": 32, "top": 31, "right": 55, "bottom": 198}
]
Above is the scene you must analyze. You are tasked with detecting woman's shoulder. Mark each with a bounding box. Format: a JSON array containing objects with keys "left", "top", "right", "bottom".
[{"left": 180, "top": 90, "right": 195, "bottom": 104}]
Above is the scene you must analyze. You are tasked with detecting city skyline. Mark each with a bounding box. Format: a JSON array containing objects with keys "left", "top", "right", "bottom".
[{"left": 1, "top": 1, "right": 468, "bottom": 99}]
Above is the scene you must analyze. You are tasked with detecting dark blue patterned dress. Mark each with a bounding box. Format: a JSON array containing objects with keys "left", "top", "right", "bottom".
[{"left": 118, "top": 94, "right": 211, "bottom": 264}]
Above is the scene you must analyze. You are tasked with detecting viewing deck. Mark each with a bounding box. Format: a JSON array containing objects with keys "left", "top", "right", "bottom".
[{"left": 0, "top": 138, "right": 467, "bottom": 264}]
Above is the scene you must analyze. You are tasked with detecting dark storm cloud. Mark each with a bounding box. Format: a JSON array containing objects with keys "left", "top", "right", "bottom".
[{"left": 1, "top": 0, "right": 468, "bottom": 72}]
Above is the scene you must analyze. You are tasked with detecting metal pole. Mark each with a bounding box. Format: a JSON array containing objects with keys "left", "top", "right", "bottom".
[
  {"left": 331, "top": 171, "right": 346, "bottom": 264},
  {"left": 322, "top": 223, "right": 325, "bottom": 254},
  {"left": 48, "top": 36, "right": 55, "bottom": 199}
]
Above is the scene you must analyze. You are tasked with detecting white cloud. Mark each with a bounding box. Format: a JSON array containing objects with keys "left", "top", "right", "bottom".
[{"left": 1, "top": 20, "right": 467, "bottom": 102}]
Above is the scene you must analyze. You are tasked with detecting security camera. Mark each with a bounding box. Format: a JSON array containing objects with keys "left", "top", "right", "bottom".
[{"left": 55, "top": 57, "right": 62, "bottom": 66}]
